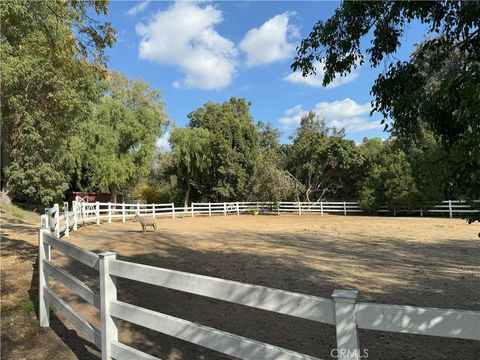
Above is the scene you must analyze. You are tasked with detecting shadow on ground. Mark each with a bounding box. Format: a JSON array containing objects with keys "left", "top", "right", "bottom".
[{"left": 51, "top": 219, "right": 480, "bottom": 360}]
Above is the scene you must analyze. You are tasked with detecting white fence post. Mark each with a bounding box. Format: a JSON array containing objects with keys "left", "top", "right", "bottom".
[
  {"left": 122, "top": 203, "right": 125, "bottom": 223},
  {"left": 54, "top": 203, "right": 60, "bottom": 237},
  {"left": 153, "top": 204, "right": 156, "bottom": 217},
  {"left": 298, "top": 201, "right": 302, "bottom": 216},
  {"left": 99, "top": 252, "right": 118, "bottom": 360},
  {"left": 38, "top": 228, "right": 51, "bottom": 327},
  {"left": 108, "top": 202, "right": 112, "bottom": 223},
  {"left": 343, "top": 201, "right": 347, "bottom": 216},
  {"left": 191, "top": 202, "right": 195, "bottom": 217},
  {"left": 223, "top": 202, "right": 227, "bottom": 216},
  {"left": 171, "top": 203, "right": 175, "bottom": 218},
  {"left": 40, "top": 214, "right": 48, "bottom": 229},
  {"left": 208, "top": 202, "right": 212, "bottom": 217},
  {"left": 236, "top": 201, "right": 240, "bottom": 215},
  {"left": 332, "top": 290, "right": 360, "bottom": 360},
  {"left": 320, "top": 201, "right": 324, "bottom": 215},
  {"left": 96, "top": 202, "right": 100, "bottom": 225},
  {"left": 73, "top": 201, "right": 78, "bottom": 231},
  {"left": 64, "top": 202, "right": 69, "bottom": 237},
  {"left": 137, "top": 202, "right": 140, "bottom": 215},
  {"left": 449, "top": 200, "right": 453, "bottom": 218}
]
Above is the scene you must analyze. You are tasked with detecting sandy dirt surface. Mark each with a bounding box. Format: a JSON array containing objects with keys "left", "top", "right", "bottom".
[{"left": 2, "top": 210, "right": 479, "bottom": 359}]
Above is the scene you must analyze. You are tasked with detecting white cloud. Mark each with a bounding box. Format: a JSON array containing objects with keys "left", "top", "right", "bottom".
[
  {"left": 126, "top": 1, "right": 149, "bottom": 17},
  {"left": 239, "top": 12, "right": 298, "bottom": 67},
  {"left": 156, "top": 132, "right": 170, "bottom": 150},
  {"left": 136, "top": 1, "right": 237, "bottom": 89},
  {"left": 283, "top": 61, "right": 359, "bottom": 88},
  {"left": 278, "top": 98, "right": 381, "bottom": 133},
  {"left": 313, "top": 98, "right": 371, "bottom": 118}
]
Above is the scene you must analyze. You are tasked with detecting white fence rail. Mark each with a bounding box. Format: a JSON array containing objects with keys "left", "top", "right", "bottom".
[
  {"left": 39, "top": 210, "right": 479, "bottom": 360},
  {"left": 43, "top": 199, "right": 479, "bottom": 238}
]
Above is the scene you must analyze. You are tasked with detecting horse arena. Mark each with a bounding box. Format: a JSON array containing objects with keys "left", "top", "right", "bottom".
[{"left": 47, "top": 213, "right": 479, "bottom": 360}]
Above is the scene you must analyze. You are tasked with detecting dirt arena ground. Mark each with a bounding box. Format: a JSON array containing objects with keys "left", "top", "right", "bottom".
[{"left": 2, "top": 210, "right": 479, "bottom": 359}]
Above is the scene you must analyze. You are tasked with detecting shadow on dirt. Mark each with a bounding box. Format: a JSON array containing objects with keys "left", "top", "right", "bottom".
[{"left": 53, "top": 225, "right": 480, "bottom": 360}]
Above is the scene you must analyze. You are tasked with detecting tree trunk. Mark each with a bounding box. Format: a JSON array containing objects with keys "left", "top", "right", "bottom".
[
  {"left": 183, "top": 178, "right": 191, "bottom": 209},
  {"left": 109, "top": 184, "right": 118, "bottom": 203}
]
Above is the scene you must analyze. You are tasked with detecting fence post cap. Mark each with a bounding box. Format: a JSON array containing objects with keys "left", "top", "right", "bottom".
[
  {"left": 332, "top": 289, "right": 358, "bottom": 302},
  {"left": 99, "top": 251, "right": 117, "bottom": 259}
]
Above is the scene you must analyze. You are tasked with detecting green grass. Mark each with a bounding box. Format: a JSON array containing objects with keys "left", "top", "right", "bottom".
[{"left": 1, "top": 203, "right": 39, "bottom": 222}]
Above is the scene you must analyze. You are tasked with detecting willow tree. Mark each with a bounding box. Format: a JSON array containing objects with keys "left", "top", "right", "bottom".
[
  {"left": 83, "top": 73, "right": 168, "bottom": 201},
  {"left": 170, "top": 127, "right": 212, "bottom": 207}
]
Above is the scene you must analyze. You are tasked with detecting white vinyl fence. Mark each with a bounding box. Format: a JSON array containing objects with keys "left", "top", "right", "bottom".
[
  {"left": 39, "top": 207, "right": 479, "bottom": 360},
  {"left": 43, "top": 199, "right": 479, "bottom": 238}
]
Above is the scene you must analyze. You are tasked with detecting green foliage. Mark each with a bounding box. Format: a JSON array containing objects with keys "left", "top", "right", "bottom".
[
  {"left": 82, "top": 73, "right": 168, "bottom": 199},
  {"left": 187, "top": 97, "right": 259, "bottom": 201},
  {"left": 292, "top": 1, "right": 479, "bottom": 221},
  {"left": 170, "top": 127, "right": 213, "bottom": 206},
  {"left": 287, "top": 112, "right": 364, "bottom": 201},
  {"left": 292, "top": 2, "right": 479, "bottom": 84},
  {"left": 250, "top": 122, "right": 301, "bottom": 202},
  {"left": 1, "top": 0, "right": 115, "bottom": 205},
  {"left": 137, "top": 184, "right": 167, "bottom": 204},
  {"left": 359, "top": 151, "right": 419, "bottom": 213}
]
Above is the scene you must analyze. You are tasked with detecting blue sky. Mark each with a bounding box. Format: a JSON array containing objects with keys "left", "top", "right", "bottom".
[{"left": 104, "top": 1, "right": 428, "bottom": 146}]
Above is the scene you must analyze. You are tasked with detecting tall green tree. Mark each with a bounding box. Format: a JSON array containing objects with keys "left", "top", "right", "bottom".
[
  {"left": 359, "top": 150, "right": 419, "bottom": 213},
  {"left": 82, "top": 73, "right": 168, "bottom": 201},
  {"left": 292, "top": 1, "right": 480, "bottom": 219},
  {"left": 250, "top": 122, "right": 301, "bottom": 203},
  {"left": 187, "top": 97, "right": 259, "bottom": 201},
  {"left": 1, "top": 0, "right": 116, "bottom": 204},
  {"left": 287, "top": 112, "right": 363, "bottom": 201},
  {"left": 169, "top": 127, "right": 212, "bottom": 207}
]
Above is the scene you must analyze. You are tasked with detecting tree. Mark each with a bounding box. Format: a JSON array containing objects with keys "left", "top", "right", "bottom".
[
  {"left": 359, "top": 150, "right": 419, "bottom": 213},
  {"left": 82, "top": 73, "right": 168, "bottom": 201},
  {"left": 187, "top": 97, "right": 259, "bottom": 201},
  {"left": 250, "top": 122, "right": 301, "bottom": 203},
  {"left": 1, "top": 0, "right": 116, "bottom": 204},
  {"left": 292, "top": 2, "right": 478, "bottom": 86},
  {"left": 287, "top": 112, "right": 363, "bottom": 201},
  {"left": 292, "top": 1, "right": 480, "bottom": 220},
  {"left": 169, "top": 127, "right": 212, "bottom": 207}
]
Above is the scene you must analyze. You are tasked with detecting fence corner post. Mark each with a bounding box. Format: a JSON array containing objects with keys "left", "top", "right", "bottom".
[
  {"left": 96, "top": 201, "right": 100, "bottom": 224},
  {"left": 64, "top": 202, "right": 69, "bottom": 237},
  {"left": 448, "top": 200, "right": 453, "bottom": 218},
  {"left": 332, "top": 289, "right": 360, "bottom": 360},
  {"left": 38, "top": 228, "right": 51, "bottom": 327},
  {"left": 73, "top": 201, "right": 78, "bottom": 231},
  {"left": 99, "top": 252, "right": 118, "bottom": 360},
  {"left": 54, "top": 203, "right": 60, "bottom": 237},
  {"left": 108, "top": 202, "right": 112, "bottom": 223}
]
